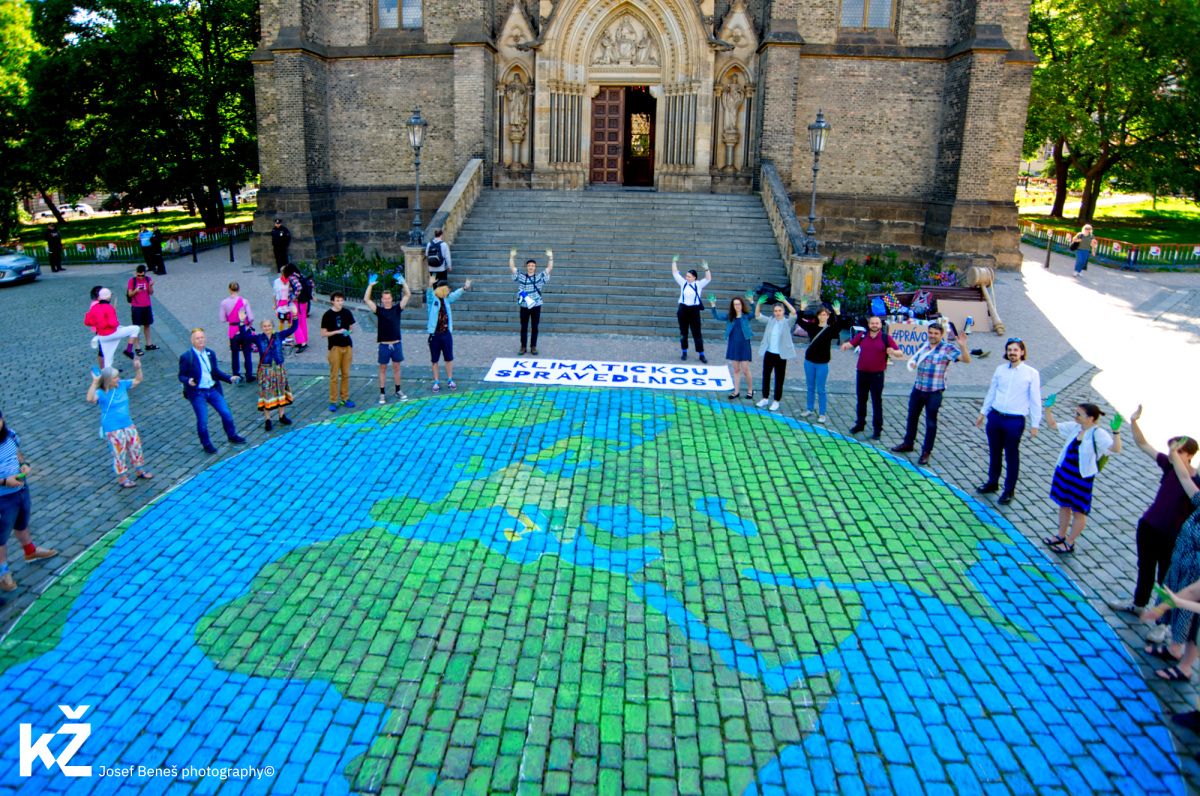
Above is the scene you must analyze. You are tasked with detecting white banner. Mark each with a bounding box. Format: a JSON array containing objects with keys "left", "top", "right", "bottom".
[{"left": 485, "top": 357, "right": 733, "bottom": 391}]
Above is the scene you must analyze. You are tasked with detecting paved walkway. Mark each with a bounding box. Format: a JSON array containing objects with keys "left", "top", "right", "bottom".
[{"left": 0, "top": 242, "right": 1195, "bottom": 793}]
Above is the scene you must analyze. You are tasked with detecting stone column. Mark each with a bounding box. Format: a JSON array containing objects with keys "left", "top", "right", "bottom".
[{"left": 404, "top": 246, "right": 429, "bottom": 307}]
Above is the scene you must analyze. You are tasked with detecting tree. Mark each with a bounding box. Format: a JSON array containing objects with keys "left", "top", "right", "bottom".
[
  {"left": 0, "top": 0, "right": 37, "bottom": 239},
  {"left": 23, "top": 0, "right": 258, "bottom": 228},
  {"left": 1025, "top": 0, "right": 1200, "bottom": 222}
]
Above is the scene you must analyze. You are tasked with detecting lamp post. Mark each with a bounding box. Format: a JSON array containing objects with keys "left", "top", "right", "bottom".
[
  {"left": 406, "top": 107, "right": 428, "bottom": 246},
  {"left": 801, "top": 110, "right": 831, "bottom": 257}
]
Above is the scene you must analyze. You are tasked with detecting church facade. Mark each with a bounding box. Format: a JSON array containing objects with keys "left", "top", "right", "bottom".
[{"left": 251, "top": 0, "right": 1034, "bottom": 269}]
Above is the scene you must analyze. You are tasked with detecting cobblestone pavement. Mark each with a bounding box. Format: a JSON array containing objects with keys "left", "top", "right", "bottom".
[{"left": 0, "top": 251, "right": 1196, "bottom": 793}]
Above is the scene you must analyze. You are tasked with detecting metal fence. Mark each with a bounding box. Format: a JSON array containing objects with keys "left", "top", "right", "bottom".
[
  {"left": 1019, "top": 219, "right": 1200, "bottom": 271},
  {"left": 14, "top": 222, "right": 253, "bottom": 265}
]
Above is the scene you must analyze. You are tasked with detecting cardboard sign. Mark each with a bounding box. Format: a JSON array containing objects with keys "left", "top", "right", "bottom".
[
  {"left": 485, "top": 358, "right": 732, "bottom": 391},
  {"left": 887, "top": 323, "right": 930, "bottom": 357}
]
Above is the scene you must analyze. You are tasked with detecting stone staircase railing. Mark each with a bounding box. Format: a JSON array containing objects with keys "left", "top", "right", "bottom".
[
  {"left": 759, "top": 160, "right": 823, "bottom": 303},
  {"left": 405, "top": 158, "right": 484, "bottom": 300}
]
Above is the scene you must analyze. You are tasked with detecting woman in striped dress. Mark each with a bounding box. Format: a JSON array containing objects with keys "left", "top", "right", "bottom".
[{"left": 1042, "top": 401, "right": 1121, "bottom": 554}]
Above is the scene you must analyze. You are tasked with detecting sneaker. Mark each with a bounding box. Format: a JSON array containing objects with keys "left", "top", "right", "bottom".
[
  {"left": 0, "top": 573, "right": 14, "bottom": 592},
  {"left": 265, "top": 419, "right": 273, "bottom": 431},
  {"left": 448, "top": 381, "right": 457, "bottom": 391},
  {"left": 343, "top": 399, "right": 355, "bottom": 408},
  {"left": 1108, "top": 601, "right": 1145, "bottom": 617},
  {"left": 432, "top": 382, "right": 441, "bottom": 393},
  {"left": 24, "top": 547, "right": 57, "bottom": 562},
  {"left": 203, "top": 445, "right": 218, "bottom": 455},
  {"left": 680, "top": 351, "right": 688, "bottom": 361},
  {"left": 817, "top": 415, "right": 828, "bottom": 424},
  {"left": 379, "top": 394, "right": 387, "bottom": 404},
  {"left": 849, "top": 424, "right": 865, "bottom": 434},
  {"left": 799, "top": 410, "right": 813, "bottom": 418},
  {"left": 769, "top": 401, "right": 780, "bottom": 412},
  {"left": 531, "top": 347, "right": 538, "bottom": 355},
  {"left": 328, "top": 403, "right": 339, "bottom": 412},
  {"left": 519, "top": 347, "right": 527, "bottom": 355},
  {"left": 396, "top": 392, "right": 408, "bottom": 401},
  {"left": 756, "top": 398, "right": 769, "bottom": 408},
  {"left": 1147, "top": 624, "right": 1170, "bottom": 644},
  {"left": 279, "top": 415, "right": 292, "bottom": 426},
  {"left": 229, "top": 436, "right": 247, "bottom": 445}
]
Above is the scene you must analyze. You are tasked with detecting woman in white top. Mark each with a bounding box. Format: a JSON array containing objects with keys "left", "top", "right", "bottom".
[
  {"left": 1042, "top": 399, "right": 1122, "bottom": 554},
  {"left": 671, "top": 255, "right": 711, "bottom": 363},
  {"left": 754, "top": 293, "right": 798, "bottom": 412}
]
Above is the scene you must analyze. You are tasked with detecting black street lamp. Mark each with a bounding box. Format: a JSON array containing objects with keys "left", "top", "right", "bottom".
[
  {"left": 406, "top": 107, "right": 428, "bottom": 246},
  {"left": 801, "top": 110, "right": 831, "bottom": 257}
]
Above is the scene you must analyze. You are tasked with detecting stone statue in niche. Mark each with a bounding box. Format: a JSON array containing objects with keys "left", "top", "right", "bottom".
[
  {"left": 720, "top": 81, "right": 743, "bottom": 135},
  {"left": 591, "top": 15, "right": 659, "bottom": 66},
  {"left": 717, "top": 74, "right": 747, "bottom": 171},
  {"left": 504, "top": 75, "right": 529, "bottom": 167}
]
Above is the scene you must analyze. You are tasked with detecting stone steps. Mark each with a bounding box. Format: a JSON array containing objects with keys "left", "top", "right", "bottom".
[{"left": 417, "top": 189, "right": 788, "bottom": 336}]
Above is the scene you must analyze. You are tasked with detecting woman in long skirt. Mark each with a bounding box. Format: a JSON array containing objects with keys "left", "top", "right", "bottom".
[{"left": 247, "top": 318, "right": 298, "bottom": 430}]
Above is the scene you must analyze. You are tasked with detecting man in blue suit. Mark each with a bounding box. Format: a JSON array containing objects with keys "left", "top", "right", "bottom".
[{"left": 179, "top": 328, "right": 246, "bottom": 454}]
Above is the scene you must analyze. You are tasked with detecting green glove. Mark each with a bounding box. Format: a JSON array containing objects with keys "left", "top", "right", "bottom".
[
  {"left": 744, "top": 290, "right": 756, "bottom": 302},
  {"left": 707, "top": 293, "right": 716, "bottom": 304},
  {"left": 1110, "top": 412, "right": 1124, "bottom": 432},
  {"left": 1043, "top": 393, "right": 1057, "bottom": 408},
  {"left": 756, "top": 294, "right": 768, "bottom": 305},
  {"left": 774, "top": 292, "right": 786, "bottom": 302},
  {"left": 832, "top": 300, "right": 841, "bottom": 313},
  {"left": 672, "top": 254, "right": 680, "bottom": 263}
]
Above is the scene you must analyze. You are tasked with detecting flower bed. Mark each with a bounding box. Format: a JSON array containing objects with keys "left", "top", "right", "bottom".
[{"left": 821, "top": 252, "right": 958, "bottom": 317}]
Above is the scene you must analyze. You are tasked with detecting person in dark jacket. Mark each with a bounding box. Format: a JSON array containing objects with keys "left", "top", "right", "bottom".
[
  {"left": 271, "top": 219, "right": 291, "bottom": 272},
  {"left": 178, "top": 328, "right": 246, "bottom": 453},
  {"left": 247, "top": 319, "right": 299, "bottom": 430},
  {"left": 45, "top": 224, "right": 64, "bottom": 272}
]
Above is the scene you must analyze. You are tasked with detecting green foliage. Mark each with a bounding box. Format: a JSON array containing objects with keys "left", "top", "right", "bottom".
[
  {"left": 15, "top": 204, "right": 255, "bottom": 245},
  {"left": 1026, "top": 0, "right": 1200, "bottom": 221},
  {"left": 0, "top": 0, "right": 37, "bottom": 239},
  {"left": 1021, "top": 197, "right": 1200, "bottom": 244},
  {"left": 16, "top": 0, "right": 259, "bottom": 229},
  {"left": 819, "top": 253, "right": 959, "bottom": 314},
  {"left": 310, "top": 243, "right": 406, "bottom": 295}
]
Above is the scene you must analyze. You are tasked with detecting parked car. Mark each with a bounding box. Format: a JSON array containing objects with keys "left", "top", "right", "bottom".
[
  {"left": 238, "top": 188, "right": 258, "bottom": 203},
  {"left": 65, "top": 203, "right": 95, "bottom": 216},
  {"left": 0, "top": 248, "right": 41, "bottom": 285}
]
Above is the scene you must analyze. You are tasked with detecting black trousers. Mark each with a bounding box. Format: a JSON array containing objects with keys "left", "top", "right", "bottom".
[
  {"left": 762, "top": 352, "right": 787, "bottom": 401},
  {"left": 230, "top": 335, "right": 255, "bottom": 378},
  {"left": 984, "top": 410, "right": 1026, "bottom": 495},
  {"left": 901, "top": 388, "right": 944, "bottom": 453},
  {"left": 1134, "top": 519, "right": 1179, "bottom": 607},
  {"left": 854, "top": 371, "right": 885, "bottom": 432},
  {"left": 520, "top": 305, "right": 542, "bottom": 348},
  {"left": 49, "top": 251, "right": 63, "bottom": 272},
  {"left": 273, "top": 248, "right": 289, "bottom": 271},
  {"left": 676, "top": 304, "right": 704, "bottom": 352}
]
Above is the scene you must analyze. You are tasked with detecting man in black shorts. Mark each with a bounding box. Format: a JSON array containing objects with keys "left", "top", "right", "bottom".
[
  {"left": 126, "top": 265, "right": 158, "bottom": 353},
  {"left": 364, "top": 274, "right": 412, "bottom": 403}
]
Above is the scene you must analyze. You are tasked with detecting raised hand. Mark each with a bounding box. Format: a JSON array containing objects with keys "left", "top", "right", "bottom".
[
  {"left": 672, "top": 254, "right": 680, "bottom": 264},
  {"left": 368, "top": 273, "right": 378, "bottom": 285},
  {"left": 773, "top": 291, "right": 785, "bottom": 302},
  {"left": 510, "top": 248, "right": 517, "bottom": 259},
  {"left": 707, "top": 293, "right": 716, "bottom": 304},
  {"left": 1110, "top": 412, "right": 1124, "bottom": 432},
  {"left": 1131, "top": 404, "right": 1143, "bottom": 423},
  {"left": 545, "top": 249, "right": 553, "bottom": 259},
  {"left": 756, "top": 294, "right": 768, "bottom": 305},
  {"left": 702, "top": 260, "right": 709, "bottom": 270},
  {"left": 1043, "top": 393, "right": 1057, "bottom": 408},
  {"left": 464, "top": 279, "right": 473, "bottom": 290},
  {"left": 832, "top": 300, "right": 841, "bottom": 313},
  {"left": 744, "top": 290, "right": 755, "bottom": 302}
]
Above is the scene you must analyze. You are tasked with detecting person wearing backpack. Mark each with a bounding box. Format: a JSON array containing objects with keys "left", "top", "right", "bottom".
[
  {"left": 1041, "top": 400, "right": 1122, "bottom": 554},
  {"left": 426, "top": 229, "right": 451, "bottom": 282},
  {"left": 671, "top": 255, "right": 711, "bottom": 362},
  {"left": 281, "top": 264, "right": 311, "bottom": 353},
  {"left": 509, "top": 248, "right": 553, "bottom": 355}
]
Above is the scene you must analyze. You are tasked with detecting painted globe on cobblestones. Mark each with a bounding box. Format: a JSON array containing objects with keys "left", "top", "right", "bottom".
[{"left": 0, "top": 389, "right": 1185, "bottom": 794}]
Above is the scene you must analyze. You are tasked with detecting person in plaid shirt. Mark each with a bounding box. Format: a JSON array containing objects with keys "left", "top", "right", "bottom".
[{"left": 890, "top": 321, "right": 971, "bottom": 465}]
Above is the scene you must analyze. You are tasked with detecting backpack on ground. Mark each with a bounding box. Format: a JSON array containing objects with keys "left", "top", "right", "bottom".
[
  {"left": 425, "top": 240, "right": 445, "bottom": 270},
  {"left": 296, "top": 272, "right": 315, "bottom": 304}
]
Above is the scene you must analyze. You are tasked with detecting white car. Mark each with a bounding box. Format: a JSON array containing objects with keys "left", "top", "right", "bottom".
[
  {"left": 238, "top": 189, "right": 258, "bottom": 203},
  {"left": 65, "top": 203, "right": 95, "bottom": 216}
]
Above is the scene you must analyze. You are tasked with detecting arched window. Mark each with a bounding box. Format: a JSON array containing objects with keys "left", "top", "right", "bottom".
[
  {"left": 839, "top": 0, "right": 895, "bottom": 29},
  {"left": 379, "top": 0, "right": 422, "bottom": 30}
]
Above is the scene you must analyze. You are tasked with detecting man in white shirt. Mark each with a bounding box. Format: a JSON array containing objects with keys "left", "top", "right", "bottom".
[
  {"left": 975, "top": 337, "right": 1041, "bottom": 504},
  {"left": 671, "top": 255, "right": 712, "bottom": 363}
]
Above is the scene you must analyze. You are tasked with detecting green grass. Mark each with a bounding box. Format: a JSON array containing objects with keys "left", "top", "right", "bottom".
[
  {"left": 16, "top": 204, "right": 257, "bottom": 246},
  {"left": 1020, "top": 197, "right": 1200, "bottom": 244}
]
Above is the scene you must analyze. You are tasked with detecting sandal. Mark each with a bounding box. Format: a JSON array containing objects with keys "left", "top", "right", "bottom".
[
  {"left": 137, "top": 471, "right": 154, "bottom": 480},
  {"left": 745, "top": 391, "right": 755, "bottom": 400},
  {"left": 1049, "top": 540, "right": 1075, "bottom": 554},
  {"left": 118, "top": 479, "right": 136, "bottom": 489},
  {"left": 1146, "top": 643, "right": 1181, "bottom": 662},
  {"left": 1043, "top": 534, "right": 1066, "bottom": 546},
  {"left": 1157, "top": 666, "right": 1191, "bottom": 682}
]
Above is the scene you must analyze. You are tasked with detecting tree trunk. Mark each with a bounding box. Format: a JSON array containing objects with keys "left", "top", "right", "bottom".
[
  {"left": 1078, "top": 175, "right": 1101, "bottom": 224},
  {"left": 38, "top": 189, "right": 66, "bottom": 224},
  {"left": 1049, "top": 138, "right": 1068, "bottom": 218}
]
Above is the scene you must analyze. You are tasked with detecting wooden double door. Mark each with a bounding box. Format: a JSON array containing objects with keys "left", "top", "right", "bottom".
[{"left": 589, "top": 86, "right": 655, "bottom": 187}]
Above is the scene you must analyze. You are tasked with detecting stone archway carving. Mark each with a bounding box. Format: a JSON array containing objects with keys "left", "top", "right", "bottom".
[{"left": 532, "top": 0, "right": 716, "bottom": 191}]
